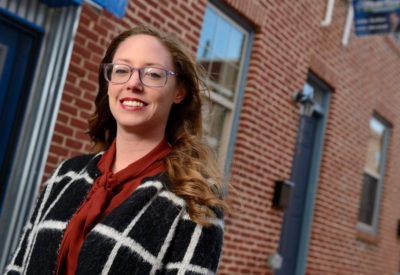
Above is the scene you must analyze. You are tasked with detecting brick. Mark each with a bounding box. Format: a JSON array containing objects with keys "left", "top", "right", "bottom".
[
  {"left": 80, "top": 79, "right": 97, "bottom": 92},
  {"left": 159, "top": 7, "right": 174, "bottom": 21},
  {"left": 137, "top": 11, "right": 151, "bottom": 24},
  {"left": 49, "top": 144, "right": 69, "bottom": 156},
  {"left": 144, "top": 0, "right": 159, "bottom": 9},
  {"left": 84, "top": 143, "right": 93, "bottom": 152},
  {"left": 75, "top": 131, "right": 89, "bottom": 141},
  {"left": 124, "top": 11, "right": 141, "bottom": 26},
  {"left": 75, "top": 98, "right": 92, "bottom": 110},
  {"left": 52, "top": 133, "right": 64, "bottom": 145},
  {"left": 187, "top": 17, "right": 201, "bottom": 30},
  {"left": 66, "top": 73, "right": 77, "bottom": 84},
  {"left": 171, "top": 6, "right": 186, "bottom": 20},
  {"left": 70, "top": 54, "right": 82, "bottom": 65},
  {"left": 54, "top": 122, "right": 73, "bottom": 136},
  {"left": 59, "top": 102, "right": 77, "bottom": 116},
  {"left": 87, "top": 41, "right": 105, "bottom": 57},
  {"left": 166, "top": 22, "right": 182, "bottom": 35},
  {"left": 88, "top": 73, "right": 99, "bottom": 83},
  {"left": 84, "top": 91, "right": 96, "bottom": 102},
  {"left": 66, "top": 138, "right": 83, "bottom": 149},
  {"left": 77, "top": 25, "right": 99, "bottom": 42},
  {"left": 81, "top": 3, "right": 100, "bottom": 22},
  {"left": 99, "top": 18, "right": 115, "bottom": 30},
  {"left": 131, "top": 0, "right": 147, "bottom": 12},
  {"left": 61, "top": 94, "right": 74, "bottom": 105},
  {"left": 56, "top": 113, "right": 69, "bottom": 124},
  {"left": 80, "top": 110, "right": 92, "bottom": 120},
  {"left": 69, "top": 62, "right": 86, "bottom": 77},
  {"left": 46, "top": 154, "right": 58, "bottom": 165},
  {"left": 64, "top": 83, "right": 82, "bottom": 97},
  {"left": 71, "top": 118, "right": 87, "bottom": 130},
  {"left": 74, "top": 33, "right": 86, "bottom": 46},
  {"left": 93, "top": 24, "right": 109, "bottom": 37},
  {"left": 149, "top": 9, "right": 165, "bottom": 24}
]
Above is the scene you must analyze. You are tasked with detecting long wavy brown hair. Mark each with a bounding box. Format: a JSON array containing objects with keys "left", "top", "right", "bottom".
[{"left": 88, "top": 25, "right": 227, "bottom": 226}]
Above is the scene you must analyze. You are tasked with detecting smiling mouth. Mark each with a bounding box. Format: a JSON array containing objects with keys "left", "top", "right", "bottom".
[{"left": 122, "top": 100, "right": 145, "bottom": 107}]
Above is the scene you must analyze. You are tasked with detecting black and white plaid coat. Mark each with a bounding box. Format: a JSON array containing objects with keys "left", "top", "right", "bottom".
[{"left": 5, "top": 153, "right": 224, "bottom": 275}]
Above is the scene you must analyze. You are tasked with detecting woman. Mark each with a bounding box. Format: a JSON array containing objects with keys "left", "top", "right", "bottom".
[{"left": 5, "top": 26, "right": 227, "bottom": 275}]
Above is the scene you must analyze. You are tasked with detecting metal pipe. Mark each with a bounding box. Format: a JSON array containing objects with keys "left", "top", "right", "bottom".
[
  {"left": 0, "top": 2, "right": 81, "bottom": 271},
  {"left": 342, "top": 0, "right": 354, "bottom": 46},
  {"left": 321, "top": 0, "right": 335, "bottom": 27}
]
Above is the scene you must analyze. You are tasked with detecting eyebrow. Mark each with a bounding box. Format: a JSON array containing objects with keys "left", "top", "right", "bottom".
[{"left": 113, "top": 59, "right": 167, "bottom": 68}]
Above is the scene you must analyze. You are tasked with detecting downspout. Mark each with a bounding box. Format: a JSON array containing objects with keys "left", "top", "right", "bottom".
[
  {"left": 342, "top": 0, "right": 354, "bottom": 46},
  {"left": 321, "top": 0, "right": 335, "bottom": 27}
]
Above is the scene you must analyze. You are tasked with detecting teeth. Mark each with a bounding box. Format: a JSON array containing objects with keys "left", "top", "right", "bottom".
[{"left": 123, "top": 100, "right": 144, "bottom": 107}]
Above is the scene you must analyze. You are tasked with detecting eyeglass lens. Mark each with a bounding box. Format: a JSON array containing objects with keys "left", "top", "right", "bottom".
[{"left": 105, "top": 64, "right": 167, "bottom": 87}]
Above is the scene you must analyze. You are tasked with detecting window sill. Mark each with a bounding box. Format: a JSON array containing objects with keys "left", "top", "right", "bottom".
[{"left": 356, "top": 229, "right": 380, "bottom": 245}]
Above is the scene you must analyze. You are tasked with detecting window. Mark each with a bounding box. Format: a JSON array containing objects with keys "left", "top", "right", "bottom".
[
  {"left": 197, "top": 3, "right": 249, "bottom": 170},
  {"left": 394, "top": 32, "right": 400, "bottom": 44},
  {"left": 357, "top": 115, "right": 390, "bottom": 233}
]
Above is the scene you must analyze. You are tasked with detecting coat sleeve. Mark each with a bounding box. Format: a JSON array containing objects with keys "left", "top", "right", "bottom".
[{"left": 161, "top": 210, "right": 224, "bottom": 275}]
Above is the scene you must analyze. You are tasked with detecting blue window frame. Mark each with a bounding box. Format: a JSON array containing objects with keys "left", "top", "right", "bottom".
[{"left": 197, "top": 2, "right": 253, "bottom": 176}]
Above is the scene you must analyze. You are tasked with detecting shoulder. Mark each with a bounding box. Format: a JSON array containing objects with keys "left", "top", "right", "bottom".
[
  {"left": 59, "top": 153, "right": 102, "bottom": 172},
  {"left": 142, "top": 172, "right": 225, "bottom": 226},
  {"left": 45, "top": 153, "right": 103, "bottom": 185}
]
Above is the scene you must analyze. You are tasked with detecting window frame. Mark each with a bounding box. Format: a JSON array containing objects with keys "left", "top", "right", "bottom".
[
  {"left": 198, "top": 0, "right": 254, "bottom": 177},
  {"left": 357, "top": 114, "right": 391, "bottom": 234}
]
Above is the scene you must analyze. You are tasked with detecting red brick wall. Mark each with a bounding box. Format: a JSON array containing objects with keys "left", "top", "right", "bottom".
[{"left": 43, "top": 0, "right": 400, "bottom": 274}]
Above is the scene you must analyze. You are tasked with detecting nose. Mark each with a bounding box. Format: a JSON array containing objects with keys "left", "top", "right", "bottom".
[{"left": 126, "top": 69, "right": 143, "bottom": 89}]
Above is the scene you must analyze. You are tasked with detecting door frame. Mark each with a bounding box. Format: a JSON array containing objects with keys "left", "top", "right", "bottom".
[
  {"left": 295, "top": 73, "right": 331, "bottom": 275},
  {"left": 0, "top": 2, "right": 81, "bottom": 272},
  {"left": 276, "top": 72, "right": 331, "bottom": 275},
  {"left": 0, "top": 7, "right": 45, "bottom": 213}
]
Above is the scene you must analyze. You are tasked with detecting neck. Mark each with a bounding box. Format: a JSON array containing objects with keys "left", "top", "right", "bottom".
[{"left": 112, "top": 130, "right": 165, "bottom": 173}]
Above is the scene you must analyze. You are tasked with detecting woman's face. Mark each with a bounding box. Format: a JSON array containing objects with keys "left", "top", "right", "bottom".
[{"left": 107, "top": 34, "right": 186, "bottom": 138}]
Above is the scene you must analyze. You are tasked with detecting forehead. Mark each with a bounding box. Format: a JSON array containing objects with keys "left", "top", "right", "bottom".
[{"left": 113, "top": 34, "right": 173, "bottom": 67}]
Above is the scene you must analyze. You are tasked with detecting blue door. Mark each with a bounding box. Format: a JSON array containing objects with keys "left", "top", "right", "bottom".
[
  {"left": 0, "top": 8, "right": 44, "bottom": 215},
  {"left": 275, "top": 114, "right": 318, "bottom": 275},
  {"left": 275, "top": 76, "right": 331, "bottom": 275}
]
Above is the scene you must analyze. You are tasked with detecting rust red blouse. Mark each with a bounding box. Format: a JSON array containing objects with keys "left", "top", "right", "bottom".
[{"left": 55, "top": 138, "right": 172, "bottom": 275}]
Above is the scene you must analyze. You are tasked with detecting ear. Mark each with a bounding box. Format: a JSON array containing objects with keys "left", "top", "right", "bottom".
[{"left": 173, "top": 86, "right": 187, "bottom": 104}]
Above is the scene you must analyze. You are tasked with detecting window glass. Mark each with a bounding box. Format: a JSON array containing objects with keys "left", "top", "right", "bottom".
[
  {"left": 198, "top": 8, "right": 217, "bottom": 59},
  {"left": 365, "top": 118, "right": 385, "bottom": 174},
  {"left": 202, "top": 100, "right": 227, "bottom": 150},
  {"left": 357, "top": 116, "right": 390, "bottom": 231},
  {"left": 197, "top": 4, "right": 248, "bottom": 164},
  {"left": 228, "top": 28, "right": 244, "bottom": 60},
  {"left": 358, "top": 173, "right": 378, "bottom": 225},
  {"left": 214, "top": 18, "right": 230, "bottom": 58}
]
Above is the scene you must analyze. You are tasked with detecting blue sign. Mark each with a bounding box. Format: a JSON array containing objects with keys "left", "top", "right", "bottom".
[
  {"left": 39, "top": 0, "right": 82, "bottom": 6},
  {"left": 104, "top": 0, "right": 128, "bottom": 18},
  {"left": 40, "top": 0, "right": 127, "bottom": 18},
  {"left": 353, "top": 0, "right": 400, "bottom": 35}
]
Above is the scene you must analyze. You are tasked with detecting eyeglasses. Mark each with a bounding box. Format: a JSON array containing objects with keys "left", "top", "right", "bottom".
[{"left": 102, "top": 63, "right": 178, "bottom": 88}]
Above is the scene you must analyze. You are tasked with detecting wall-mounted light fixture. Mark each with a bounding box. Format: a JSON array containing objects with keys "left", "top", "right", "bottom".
[
  {"left": 273, "top": 180, "right": 295, "bottom": 209},
  {"left": 397, "top": 220, "right": 400, "bottom": 238},
  {"left": 292, "top": 91, "right": 316, "bottom": 117}
]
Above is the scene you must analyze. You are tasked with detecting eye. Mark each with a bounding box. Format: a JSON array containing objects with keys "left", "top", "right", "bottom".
[
  {"left": 112, "top": 64, "right": 130, "bottom": 74},
  {"left": 143, "top": 68, "right": 163, "bottom": 79},
  {"left": 114, "top": 68, "right": 129, "bottom": 74}
]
